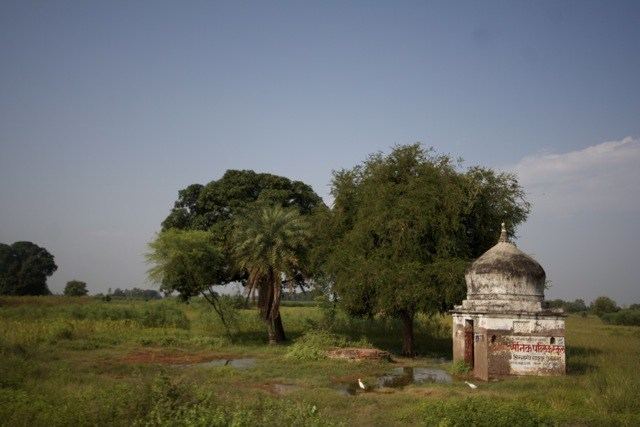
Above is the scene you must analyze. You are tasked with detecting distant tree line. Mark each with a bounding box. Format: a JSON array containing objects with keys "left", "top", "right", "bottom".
[
  {"left": 545, "top": 296, "right": 640, "bottom": 326},
  {"left": 103, "top": 287, "right": 163, "bottom": 300},
  {"left": 545, "top": 298, "right": 588, "bottom": 313}
]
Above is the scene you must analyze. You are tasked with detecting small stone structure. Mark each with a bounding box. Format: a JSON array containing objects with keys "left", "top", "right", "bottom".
[{"left": 451, "top": 224, "right": 565, "bottom": 380}]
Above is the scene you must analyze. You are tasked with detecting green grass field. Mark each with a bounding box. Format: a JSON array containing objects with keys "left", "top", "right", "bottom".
[{"left": 1, "top": 296, "right": 639, "bottom": 426}]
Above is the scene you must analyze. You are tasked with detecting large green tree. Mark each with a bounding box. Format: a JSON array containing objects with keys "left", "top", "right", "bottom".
[
  {"left": 322, "top": 144, "right": 529, "bottom": 355},
  {"left": 161, "top": 170, "right": 325, "bottom": 289},
  {"left": 0, "top": 241, "right": 57, "bottom": 295},
  {"left": 231, "top": 205, "right": 310, "bottom": 343}
]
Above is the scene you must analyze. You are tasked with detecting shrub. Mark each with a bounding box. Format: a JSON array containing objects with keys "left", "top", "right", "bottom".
[
  {"left": 601, "top": 309, "right": 640, "bottom": 326},
  {"left": 285, "top": 330, "right": 370, "bottom": 361},
  {"left": 450, "top": 360, "right": 471, "bottom": 375}
]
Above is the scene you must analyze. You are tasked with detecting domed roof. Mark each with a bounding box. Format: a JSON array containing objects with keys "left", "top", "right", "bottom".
[{"left": 465, "top": 223, "right": 546, "bottom": 304}]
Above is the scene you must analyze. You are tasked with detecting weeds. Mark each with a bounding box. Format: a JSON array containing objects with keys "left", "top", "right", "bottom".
[
  {"left": 450, "top": 360, "right": 471, "bottom": 375},
  {"left": 285, "top": 330, "right": 371, "bottom": 361},
  {"left": 419, "top": 397, "right": 554, "bottom": 426},
  {"left": 1, "top": 297, "right": 639, "bottom": 426}
]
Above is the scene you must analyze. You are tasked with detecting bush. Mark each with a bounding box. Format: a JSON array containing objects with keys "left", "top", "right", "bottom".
[
  {"left": 285, "top": 330, "right": 370, "bottom": 361},
  {"left": 450, "top": 360, "right": 471, "bottom": 375},
  {"left": 601, "top": 309, "right": 640, "bottom": 326},
  {"left": 419, "top": 397, "right": 554, "bottom": 426}
]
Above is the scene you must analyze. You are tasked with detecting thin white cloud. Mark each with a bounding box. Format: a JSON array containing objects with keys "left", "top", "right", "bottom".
[{"left": 512, "top": 137, "right": 640, "bottom": 217}]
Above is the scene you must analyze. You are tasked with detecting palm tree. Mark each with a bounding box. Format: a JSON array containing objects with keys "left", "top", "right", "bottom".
[{"left": 231, "top": 205, "right": 310, "bottom": 344}]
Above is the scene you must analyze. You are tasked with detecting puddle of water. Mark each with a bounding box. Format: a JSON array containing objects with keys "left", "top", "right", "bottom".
[
  {"left": 335, "top": 367, "right": 452, "bottom": 395},
  {"left": 335, "top": 382, "right": 359, "bottom": 396},
  {"left": 178, "top": 358, "right": 256, "bottom": 369},
  {"left": 378, "top": 367, "right": 452, "bottom": 387}
]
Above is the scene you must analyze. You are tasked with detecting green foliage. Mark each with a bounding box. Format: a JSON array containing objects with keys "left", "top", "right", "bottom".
[
  {"left": 461, "top": 166, "right": 530, "bottom": 256},
  {"left": 450, "top": 360, "right": 471, "bottom": 375},
  {"left": 64, "top": 280, "right": 88, "bottom": 297},
  {"left": 146, "top": 229, "right": 234, "bottom": 334},
  {"left": 147, "top": 229, "right": 225, "bottom": 300},
  {"left": 601, "top": 309, "right": 640, "bottom": 326},
  {"left": 161, "top": 170, "right": 324, "bottom": 232},
  {"left": 590, "top": 296, "right": 620, "bottom": 317},
  {"left": 231, "top": 205, "right": 311, "bottom": 343},
  {"left": 1, "top": 298, "right": 640, "bottom": 426},
  {"left": 154, "top": 171, "right": 325, "bottom": 338},
  {"left": 194, "top": 296, "right": 241, "bottom": 336},
  {"left": 161, "top": 170, "right": 326, "bottom": 291},
  {"left": 0, "top": 241, "right": 57, "bottom": 295},
  {"left": 285, "top": 330, "right": 365, "bottom": 361},
  {"left": 419, "top": 397, "right": 554, "bottom": 426},
  {"left": 315, "top": 294, "right": 338, "bottom": 330},
  {"left": 322, "top": 144, "right": 529, "bottom": 354}
]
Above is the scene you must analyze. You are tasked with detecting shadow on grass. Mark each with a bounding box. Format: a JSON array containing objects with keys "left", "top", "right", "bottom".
[
  {"left": 229, "top": 331, "right": 309, "bottom": 347},
  {"left": 566, "top": 345, "right": 600, "bottom": 374},
  {"left": 331, "top": 317, "right": 453, "bottom": 359},
  {"left": 216, "top": 307, "right": 453, "bottom": 358}
]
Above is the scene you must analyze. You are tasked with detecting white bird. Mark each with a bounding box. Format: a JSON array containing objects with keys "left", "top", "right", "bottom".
[
  {"left": 357, "top": 378, "right": 366, "bottom": 390},
  {"left": 465, "top": 381, "right": 478, "bottom": 389}
]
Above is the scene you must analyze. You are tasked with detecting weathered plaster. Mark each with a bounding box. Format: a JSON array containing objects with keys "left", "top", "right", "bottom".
[{"left": 451, "top": 224, "right": 566, "bottom": 380}]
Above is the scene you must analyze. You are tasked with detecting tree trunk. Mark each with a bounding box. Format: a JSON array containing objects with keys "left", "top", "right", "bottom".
[
  {"left": 400, "top": 311, "right": 415, "bottom": 357},
  {"left": 259, "top": 271, "right": 286, "bottom": 344},
  {"left": 265, "top": 317, "right": 277, "bottom": 344},
  {"left": 264, "top": 312, "right": 286, "bottom": 344},
  {"left": 273, "top": 311, "right": 286, "bottom": 342}
]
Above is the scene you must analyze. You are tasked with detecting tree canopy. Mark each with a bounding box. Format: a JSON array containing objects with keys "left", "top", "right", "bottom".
[
  {"left": 64, "top": 280, "right": 88, "bottom": 296},
  {"left": 320, "top": 144, "right": 530, "bottom": 355},
  {"left": 0, "top": 241, "right": 57, "bottom": 296},
  {"left": 160, "top": 170, "right": 325, "bottom": 289},
  {"left": 162, "top": 169, "right": 324, "bottom": 232}
]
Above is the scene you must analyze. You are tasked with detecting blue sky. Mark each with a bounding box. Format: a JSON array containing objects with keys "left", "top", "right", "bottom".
[{"left": 1, "top": 1, "right": 639, "bottom": 303}]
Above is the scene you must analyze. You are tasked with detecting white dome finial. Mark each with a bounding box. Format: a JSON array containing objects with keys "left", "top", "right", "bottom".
[{"left": 499, "top": 222, "right": 508, "bottom": 242}]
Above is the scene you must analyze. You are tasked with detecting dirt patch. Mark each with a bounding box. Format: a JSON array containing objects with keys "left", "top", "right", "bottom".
[
  {"left": 122, "top": 349, "right": 236, "bottom": 365},
  {"left": 327, "top": 347, "right": 392, "bottom": 361}
]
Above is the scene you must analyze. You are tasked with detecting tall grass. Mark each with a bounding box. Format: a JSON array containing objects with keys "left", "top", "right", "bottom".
[
  {"left": 1, "top": 297, "right": 639, "bottom": 426},
  {"left": 66, "top": 302, "right": 190, "bottom": 329}
]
